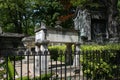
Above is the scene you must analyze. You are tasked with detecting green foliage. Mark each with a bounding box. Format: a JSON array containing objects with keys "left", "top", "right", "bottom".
[
  {"left": 49, "top": 44, "right": 120, "bottom": 79},
  {"left": 16, "top": 73, "right": 52, "bottom": 80},
  {"left": 9, "top": 56, "right": 25, "bottom": 61},
  {"left": 49, "top": 45, "right": 66, "bottom": 61},
  {"left": 34, "top": 73, "right": 52, "bottom": 80},
  {"left": 0, "top": 61, "right": 6, "bottom": 79},
  {"left": 0, "top": 0, "right": 65, "bottom": 34},
  {"left": 2, "top": 57, "right": 18, "bottom": 79},
  {"left": 118, "top": 0, "right": 120, "bottom": 9},
  {"left": 80, "top": 44, "right": 120, "bottom": 79},
  {"left": 82, "top": 50, "right": 120, "bottom": 79},
  {"left": 0, "top": 69, "right": 6, "bottom": 79},
  {"left": 70, "top": 0, "right": 103, "bottom": 9},
  {"left": 70, "top": 0, "right": 88, "bottom": 7},
  {"left": 81, "top": 44, "right": 120, "bottom": 51},
  {"left": 7, "top": 58, "right": 15, "bottom": 80},
  {"left": 16, "top": 76, "right": 28, "bottom": 80},
  {"left": 32, "top": 0, "right": 63, "bottom": 27},
  {"left": 0, "top": 0, "right": 35, "bottom": 35},
  {"left": 117, "top": 0, "right": 120, "bottom": 22}
]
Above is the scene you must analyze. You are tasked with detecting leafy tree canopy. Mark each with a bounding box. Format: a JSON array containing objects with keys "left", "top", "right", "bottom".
[
  {"left": 32, "top": 0, "right": 64, "bottom": 27},
  {"left": 0, "top": 0, "right": 119, "bottom": 36},
  {"left": 0, "top": 0, "right": 34, "bottom": 35},
  {"left": 70, "top": 0, "right": 102, "bottom": 8},
  {"left": 0, "top": 0, "right": 65, "bottom": 35}
]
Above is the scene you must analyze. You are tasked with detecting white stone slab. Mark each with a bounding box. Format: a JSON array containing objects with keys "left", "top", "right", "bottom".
[
  {"left": 45, "top": 30, "right": 78, "bottom": 43},
  {"left": 47, "top": 30, "right": 78, "bottom": 43}
]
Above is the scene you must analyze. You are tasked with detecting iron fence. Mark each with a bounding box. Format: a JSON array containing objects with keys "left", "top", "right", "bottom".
[{"left": 0, "top": 49, "right": 120, "bottom": 80}]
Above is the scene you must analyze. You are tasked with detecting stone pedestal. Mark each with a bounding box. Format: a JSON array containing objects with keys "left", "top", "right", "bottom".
[
  {"left": 73, "top": 43, "right": 81, "bottom": 67},
  {"left": 65, "top": 44, "right": 73, "bottom": 65},
  {"left": 35, "top": 22, "right": 50, "bottom": 75},
  {"left": 35, "top": 52, "right": 50, "bottom": 74},
  {"left": 24, "top": 49, "right": 31, "bottom": 63}
]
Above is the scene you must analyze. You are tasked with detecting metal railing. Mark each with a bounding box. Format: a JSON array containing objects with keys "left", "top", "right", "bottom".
[{"left": 0, "top": 49, "right": 120, "bottom": 80}]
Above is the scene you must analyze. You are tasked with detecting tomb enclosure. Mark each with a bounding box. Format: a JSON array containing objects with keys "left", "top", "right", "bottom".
[
  {"left": 35, "top": 22, "right": 81, "bottom": 74},
  {"left": 22, "top": 22, "right": 81, "bottom": 74},
  {"left": 0, "top": 27, "right": 25, "bottom": 56}
]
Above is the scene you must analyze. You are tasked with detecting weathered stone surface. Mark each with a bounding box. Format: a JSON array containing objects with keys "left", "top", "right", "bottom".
[
  {"left": 25, "top": 29, "right": 79, "bottom": 45},
  {"left": 47, "top": 29, "right": 78, "bottom": 43},
  {"left": 22, "top": 36, "right": 35, "bottom": 48},
  {"left": 73, "top": 9, "right": 91, "bottom": 41},
  {"left": 0, "top": 32, "right": 24, "bottom": 38},
  {"left": 0, "top": 31, "right": 25, "bottom": 56},
  {"left": 109, "top": 37, "right": 120, "bottom": 43},
  {"left": 0, "top": 27, "right": 2, "bottom": 34},
  {"left": 35, "top": 23, "right": 50, "bottom": 74}
]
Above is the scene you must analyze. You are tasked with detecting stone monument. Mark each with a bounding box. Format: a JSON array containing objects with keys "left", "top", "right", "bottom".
[
  {"left": 73, "top": 8, "right": 91, "bottom": 43},
  {"left": 35, "top": 22, "right": 50, "bottom": 75},
  {"left": 0, "top": 27, "right": 25, "bottom": 55},
  {"left": 73, "top": 43, "right": 81, "bottom": 67}
]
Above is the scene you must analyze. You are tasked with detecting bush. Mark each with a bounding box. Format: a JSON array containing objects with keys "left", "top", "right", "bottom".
[
  {"left": 0, "top": 62, "right": 6, "bottom": 79},
  {"left": 81, "top": 43, "right": 120, "bottom": 51},
  {"left": 9, "top": 56, "right": 25, "bottom": 61},
  {"left": 48, "top": 44, "right": 120, "bottom": 79},
  {"left": 7, "top": 58, "right": 15, "bottom": 80},
  {"left": 0, "top": 70, "right": 6, "bottom": 79},
  {"left": 80, "top": 44, "right": 120, "bottom": 80},
  {"left": 16, "top": 73, "right": 53, "bottom": 80},
  {"left": 49, "top": 45, "right": 66, "bottom": 61}
]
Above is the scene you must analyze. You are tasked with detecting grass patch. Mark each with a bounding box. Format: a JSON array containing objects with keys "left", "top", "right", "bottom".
[
  {"left": 7, "top": 58, "right": 15, "bottom": 80},
  {"left": 16, "top": 73, "right": 53, "bottom": 80}
]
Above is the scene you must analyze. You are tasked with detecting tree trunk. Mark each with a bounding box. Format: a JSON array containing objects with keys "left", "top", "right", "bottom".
[
  {"left": 65, "top": 44, "right": 73, "bottom": 65},
  {"left": 106, "top": 0, "right": 118, "bottom": 37},
  {"left": 14, "top": 12, "right": 23, "bottom": 33},
  {"left": 101, "top": 0, "right": 118, "bottom": 38},
  {"left": 14, "top": 20, "right": 22, "bottom": 33}
]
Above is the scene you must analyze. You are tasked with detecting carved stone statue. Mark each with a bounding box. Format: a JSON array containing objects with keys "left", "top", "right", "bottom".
[{"left": 73, "top": 8, "right": 91, "bottom": 42}]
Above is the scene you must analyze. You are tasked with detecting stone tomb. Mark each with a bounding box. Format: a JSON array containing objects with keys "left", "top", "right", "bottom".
[
  {"left": 22, "top": 22, "right": 81, "bottom": 74},
  {"left": 36, "top": 28, "right": 78, "bottom": 44},
  {"left": 0, "top": 27, "right": 25, "bottom": 56}
]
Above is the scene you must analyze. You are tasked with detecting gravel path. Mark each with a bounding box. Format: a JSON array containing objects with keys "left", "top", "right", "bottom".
[{"left": 15, "top": 60, "right": 85, "bottom": 80}]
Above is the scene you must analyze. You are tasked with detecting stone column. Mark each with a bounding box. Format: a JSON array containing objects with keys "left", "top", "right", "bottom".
[
  {"left": 65, "top": 43, "right": 73, "bottom": 65},
  {"left": 24, "top": 48, "right": 31, "bottom": 63},
  {"left": 73, "top": 43, "right": 81, "bottom": 67},
  {"left": 35, "top": 22, "right": 50, "bottom": 75}
]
